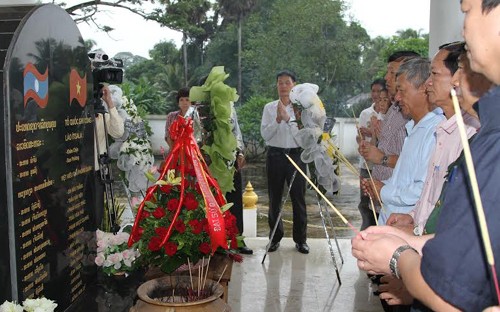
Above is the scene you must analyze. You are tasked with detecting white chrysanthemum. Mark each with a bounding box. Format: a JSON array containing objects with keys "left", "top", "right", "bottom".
[
  {"left": 0, "top": 301, "right": 23, "bottom": 312},
  {"left": 22, "top": 298, "right": 57, "bottom": 312}
]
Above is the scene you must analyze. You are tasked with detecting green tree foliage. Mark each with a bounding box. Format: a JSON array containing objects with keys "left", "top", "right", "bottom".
[
  {"left": 121, "top": 77, "right": 169, "bottom": 115},
  {"left": 151, "top": 0, "right": 214, "bottom": 85},
  {"left": 242, "top": 0, "right": 371, "bottom": 115},
  {"left": 370, "top": 28, "right": 429, "bottom": 78},
  {"left": 236, "top": 96, "right": 272, "bottom": 158},
  {"left": 217, "top": 0, "right": 258, "bottom": 99}
]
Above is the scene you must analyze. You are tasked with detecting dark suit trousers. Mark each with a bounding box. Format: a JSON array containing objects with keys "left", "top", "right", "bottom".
[
  {"left": 225, "top": 165, "right": 244, "bottom": 234},
  {"left": 266, "top": 148, "right": 307, "bottom": 244}
]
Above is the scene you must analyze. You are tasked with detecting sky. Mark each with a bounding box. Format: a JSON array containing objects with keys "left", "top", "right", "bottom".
[{"left": 35, "top": 0, "right": 430, "bottom": 59}]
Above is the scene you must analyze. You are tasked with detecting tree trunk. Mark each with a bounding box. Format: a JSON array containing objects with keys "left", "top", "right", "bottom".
[
  {"left": 182, "top": 32, "right": 188, "bottom": 87},
  {"left": 237, "top": 15, "right": 242, "bottom": 102}
]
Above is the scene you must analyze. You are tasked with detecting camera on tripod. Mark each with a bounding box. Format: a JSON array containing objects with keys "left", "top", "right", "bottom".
[{"left": 88, "top": 50, "right": 124, "bottom": 113}]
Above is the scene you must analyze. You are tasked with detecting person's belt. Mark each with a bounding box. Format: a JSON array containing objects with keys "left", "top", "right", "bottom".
[{"left": 268, "top": 146, "right": 301, "bottom": 154}]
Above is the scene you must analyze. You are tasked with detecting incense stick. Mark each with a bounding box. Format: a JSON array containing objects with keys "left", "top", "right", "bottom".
[
  {"left": 216, "top": 264, "right": 228, "bottom": 284},
  {"left": 285, "top": 154, "right": 358, "bottom": 233},
  {"left": 351, "top": 109, "right": 386, "bottom": 214},
  {"left": 368, "top": 195, "right": 379, "bottom": 226},
  {"left": 203, "top": 256, "right": 211, "bottom": 290},
  {"left": 451, "top": 88, "right": 500, "bottom": 302},
  {"left": 188, "top": 258, "right": 194, "bottom": 290}
]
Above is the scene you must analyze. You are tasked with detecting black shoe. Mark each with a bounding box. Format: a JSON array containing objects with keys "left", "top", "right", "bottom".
[
  {"left": 239, "top": 245, "right": 253, "bottom": 255},
  {"left": 295, "top": 243, "right": 309, "bottom": 254},
  {"left": 268, "top": 241, "right": 280, "bottom": 252}
]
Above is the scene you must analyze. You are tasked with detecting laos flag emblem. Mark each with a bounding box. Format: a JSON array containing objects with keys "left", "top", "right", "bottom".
[{"left": 23, "top": 63, "right": 49, "bottom": 108}]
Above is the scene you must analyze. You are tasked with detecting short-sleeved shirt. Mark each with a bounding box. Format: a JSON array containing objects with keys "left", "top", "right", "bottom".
[
  {"left": 372, "top": 103, "right": 408, "bottom": 181},
  {"left": 421, "top": 86, "right": 500, "bottom": 311}
]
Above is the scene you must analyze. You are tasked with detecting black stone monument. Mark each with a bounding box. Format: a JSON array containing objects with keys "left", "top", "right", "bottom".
[{"left": 0, "top": 4, "right": 97, "bottom": 310}]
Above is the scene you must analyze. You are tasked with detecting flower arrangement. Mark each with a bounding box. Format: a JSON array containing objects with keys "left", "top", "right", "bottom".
[
  {"left": 0, "top": 298, "right": 57, "bottom": 312},
  {"left": 128, "top": 111, "right": 242, "bottom": 274},
  {"left": 108, "top": 86, "right": 155, "bottom": 194},
  {"left": 289, "top": 83, "right": 341, "bottom": 194},
  {"left": 130, "top": 168, "right": 241, "bottom": 274},
  {"left": 94, "top": 230, "right": 140, "bottom": 276}
]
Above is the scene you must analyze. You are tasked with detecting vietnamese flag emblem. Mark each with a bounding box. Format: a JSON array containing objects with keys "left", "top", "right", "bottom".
[
  {"left": 23, "top": 63, "right": 49, "bottom": 108},
  {"left": 69, "top": 69, "right": 87, "bottom": 107}
]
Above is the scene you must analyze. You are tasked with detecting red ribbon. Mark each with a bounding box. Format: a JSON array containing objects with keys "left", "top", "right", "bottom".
[{"left": 128, "top": 115, "right": 228, "bottom": 253}]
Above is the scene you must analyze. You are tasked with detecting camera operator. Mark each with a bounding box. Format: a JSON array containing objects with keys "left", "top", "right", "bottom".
[{"left": 92, "top": 85, "right": 124, "bottom": 229}]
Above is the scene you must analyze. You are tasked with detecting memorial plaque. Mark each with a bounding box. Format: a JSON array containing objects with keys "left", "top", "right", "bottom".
[{"left": 1, "top": 4, "right": 96, "bottom": 310}]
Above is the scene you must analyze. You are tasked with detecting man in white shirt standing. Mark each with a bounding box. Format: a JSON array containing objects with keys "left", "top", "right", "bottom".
[
  {"left": 356, "top": 78, "right": 385, "bottom": 230},
  {"left": 260, "top": 70, "right": 309, "bottom": 254}
]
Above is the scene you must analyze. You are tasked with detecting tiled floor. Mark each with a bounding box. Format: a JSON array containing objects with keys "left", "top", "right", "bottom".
[{"left": 228, "top": 237, "right": 383, "bottom": 312}]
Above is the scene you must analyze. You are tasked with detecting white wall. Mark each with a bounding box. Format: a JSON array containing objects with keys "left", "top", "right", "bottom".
[
  {"left": 429, "top": 0, "right": 463, "bottom": 56},
  {"left": 147, "top": 115, "right": 169, "bottom": 155},
  {"left": 147, "top": 115, "right": 360, "bottom": 160},
  {"left": 332, "top": 118, "right": 359, "bottom": 159}
]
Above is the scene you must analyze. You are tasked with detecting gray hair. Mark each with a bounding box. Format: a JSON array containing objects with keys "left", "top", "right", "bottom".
[{"left": 396, "top": 57, "right": 430, "bottom": 89}]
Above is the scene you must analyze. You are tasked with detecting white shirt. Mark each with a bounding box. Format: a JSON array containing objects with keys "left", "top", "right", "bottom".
[
  {"left": 94, "top": 106, "right": 124, "bottom": 169},
  {"left": 358, "top": 104, "right": 377, "bottom": 169},
  {"left": 260, "top": 100, "right": 300, "bottom": 148}
]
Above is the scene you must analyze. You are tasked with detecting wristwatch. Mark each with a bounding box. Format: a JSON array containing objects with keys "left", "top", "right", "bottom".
[
  {"left": 381, "top": 155, "right": 389, "bottom": 167},
  {"left": 389, "top": 245, "right": 418, "bottom": 279}
]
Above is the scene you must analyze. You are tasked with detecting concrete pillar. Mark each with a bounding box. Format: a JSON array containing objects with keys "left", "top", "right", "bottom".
[{"left": 429, "top": 0, "right": 463, "bottom": 56}]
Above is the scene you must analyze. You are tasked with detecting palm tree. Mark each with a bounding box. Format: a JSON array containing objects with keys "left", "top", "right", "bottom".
[{"left": 218, "top": 0, "right": 257, "bottom": 101}]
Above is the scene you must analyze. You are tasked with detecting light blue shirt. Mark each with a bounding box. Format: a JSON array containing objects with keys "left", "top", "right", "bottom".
[{"left": 378, "top": 108, "right": 445, "bottom": 225}]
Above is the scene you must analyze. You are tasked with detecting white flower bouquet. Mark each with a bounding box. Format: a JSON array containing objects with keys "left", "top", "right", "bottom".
[
  {"left": 94, "top": 230, "right": 140, "bottom": 276},
  {"left": 0, "top": 298, "right": 57, "bottom": 312}
]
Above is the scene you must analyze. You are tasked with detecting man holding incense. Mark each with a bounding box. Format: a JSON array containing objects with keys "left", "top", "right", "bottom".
[
  {"left": 352, "top": 0, "right": 500, "bottom": 310},
  {"left": 361, "top": 58, "right": 444, "bottom": 226}
]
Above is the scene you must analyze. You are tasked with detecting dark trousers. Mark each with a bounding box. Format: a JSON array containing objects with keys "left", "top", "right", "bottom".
[
  {"left": 225, "top": 165, "right": 244, "bottom": 234},
  {"left": 358, "top": 168, "right": 377, "bottom": 230},
  {"left": 266, "top": 147, "right": 307, "bottom": 244}
]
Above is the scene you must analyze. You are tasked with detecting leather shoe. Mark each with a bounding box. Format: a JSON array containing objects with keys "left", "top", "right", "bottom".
[
  {"left": 268, "top": 241, "right": 280, "bottom": 252},
  {"left": 295, "top": 243, "right": 309, "bottom": 254},
  {"left": 239, "top": 245, "right": 253, "bottom": 255}
]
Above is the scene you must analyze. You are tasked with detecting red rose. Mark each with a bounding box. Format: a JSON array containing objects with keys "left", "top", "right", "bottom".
[
  {"left": 189, "top": 220, "right": 203, "bottom": 234},
  {"left": 140, "top": 211, "right": 150, "bottom": 220},
  {"left": 202, "top": 218, "right": 209, "bottom": 232},
  {"left": 167, "top": 198, "right": 179, "bottom": 212},
  {"left": 195, "top": 183, "right": 202, "bottom": 194},
  {"left": 199, "top": 242, "right": 211, "bottom": 254},
  {"left": 185, "top": 192, "right": 196, "bottom": 201},
  {"left": 184, "top": 198, "right": 199, "bottom": 211},
  {"left": 164, "top": 242, "right": 178, "bottom": 256},
  {"left": 148, "top": 236, "right": 162, "bottom": 251},
  {"left": 155, "top": 226, "right": 168, "bottom": 237},
  {"left": 174, "top": 219, "right": 186, "bottom": 233},
  {"left": 160, "top": 185, "right": 172, "bottom": 194},
  {"left": 152, "top": 207, "right": 166, "bottom": 219}
]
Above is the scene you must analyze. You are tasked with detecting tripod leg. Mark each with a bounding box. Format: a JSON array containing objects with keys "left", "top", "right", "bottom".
[
  {"left": 262, "top": 170, "right": 297, "bottom": 264},
  {"left": 318, "top": 198, "right": 342, "bottom": 285},
  {"left": 323, "top": 198, "right": 344, "bottom": 264},
  {"left": 94, "top": 111, "right": 119, "bottom": 233}
]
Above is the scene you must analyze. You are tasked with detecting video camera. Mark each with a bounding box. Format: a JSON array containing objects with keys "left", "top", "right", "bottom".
[{"left": 88, "top": 50, "right": 124, "bottom": 112}]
